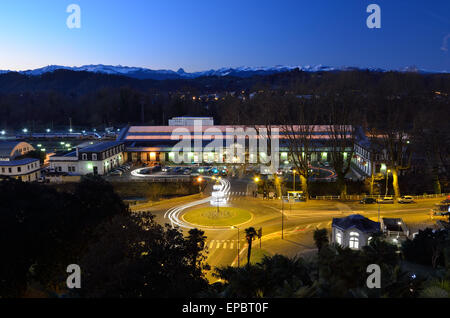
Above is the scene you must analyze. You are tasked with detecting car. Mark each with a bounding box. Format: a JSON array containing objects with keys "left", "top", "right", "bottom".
[
  {"left": 398, "top": 196, "right": 414, "bottom": 204},
  {"left": 377, "top": 196, "right": 394, "bottom": 204},
  {"left": 110, "top": 170, "right": 123, "bottom": 176},
  {"left": 360, "top": 197, "right": 376, "bottom": 204},
  {"left": 151, "top": 165, "right": 162, "bottom": 173},
  {"left": 173, "top": 167, "right": 183, "bottom": 173},
  {"left": 139, "top": 168, "right": 151, "bottom": 175},
  {"left": 162, "top": 166, "right": 172, "bottom": 172}
]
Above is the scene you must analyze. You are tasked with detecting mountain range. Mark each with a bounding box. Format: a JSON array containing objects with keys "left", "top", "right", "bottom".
[{"left": 0, "top": 64, "right": 444, "bottom": 81}]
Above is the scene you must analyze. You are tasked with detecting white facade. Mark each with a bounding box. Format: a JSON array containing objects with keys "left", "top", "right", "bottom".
[
  {"left": 0, "top": 158, "right": 41, "bottom": 182},
  {"left": 332, "top": 227, "right": 372, "bottom": 250},
  {"left": 49, "top": 142, "right": 125, "bottom": 176}
]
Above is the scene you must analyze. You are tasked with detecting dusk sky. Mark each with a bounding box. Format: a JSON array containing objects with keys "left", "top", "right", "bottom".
[{"left": 0, "top": 0, "right": 449, "bottom": 72}]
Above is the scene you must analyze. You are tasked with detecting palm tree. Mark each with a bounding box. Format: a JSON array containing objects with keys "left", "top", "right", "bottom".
[{"left": 245, "top": 227, "right": 258, "bottom": 266}]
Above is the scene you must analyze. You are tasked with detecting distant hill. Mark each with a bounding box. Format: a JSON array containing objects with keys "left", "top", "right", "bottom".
[{"left": 2, "top": 64, "right": 447, "bottom": 81}]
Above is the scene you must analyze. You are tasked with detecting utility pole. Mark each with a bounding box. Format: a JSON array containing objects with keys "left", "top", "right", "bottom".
[
  {"left": 232, "top": 226, "right": 240, "bottom": 268},
  {"left": 257, "top": 227, "right": 262, "bottom": 248}
]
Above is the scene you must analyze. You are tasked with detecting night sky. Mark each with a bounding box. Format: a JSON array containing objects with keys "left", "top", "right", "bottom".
[{"left": 0, "top": 0, "right": 449, "bottom": 72}]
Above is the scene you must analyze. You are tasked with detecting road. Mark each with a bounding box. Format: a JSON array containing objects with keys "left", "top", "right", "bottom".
[{"left": 131, "top": 177, "right": 445, "bottom": 283}]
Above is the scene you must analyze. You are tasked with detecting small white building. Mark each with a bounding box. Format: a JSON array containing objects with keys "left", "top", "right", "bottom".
[
  {"left": 0, "top": 141, "right": 41, "bottom": 182},
  {"left": 332, "top": 214, "right": 381, "bottom": 250},
  {"left": 49, "top": 141, "right": 125, "bottom": 176}
]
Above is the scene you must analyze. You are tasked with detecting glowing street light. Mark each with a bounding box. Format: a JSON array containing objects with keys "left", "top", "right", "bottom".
[
  {"left": 22, "top": 128, "right": 28, "bottom": 133},
  {"left": 292, "top": 169, "right": 297, "bottom": 191},
  {"left": 0, "top": 130, "right": 5, "bottom": 135},
  {"left": 254, "top": 176, "right": 260, "bottom": 183},
  {"left": 46, "top": 128, "right": 51, "bottom": 133},
  {"left": 197, "top": 176, "right": 204, "bottom": 194}
]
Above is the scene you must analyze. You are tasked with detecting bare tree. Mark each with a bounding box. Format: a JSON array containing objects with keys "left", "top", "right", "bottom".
[
  {"left": 379, "top": 107, "right": 412, "bottom": 198},
  {"left": 282, "top": 101, "right": 318, "bottom": 200},
  {"left": 325, "top": 102, "right": 358, "bottom": 199},
  {"left": 413, "top": 104, "right": 449, "bottom": 194}
]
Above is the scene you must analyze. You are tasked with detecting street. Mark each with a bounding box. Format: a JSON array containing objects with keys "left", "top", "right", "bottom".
[{"left": 131, "top": 177, "right": 445, "bottom": 283}]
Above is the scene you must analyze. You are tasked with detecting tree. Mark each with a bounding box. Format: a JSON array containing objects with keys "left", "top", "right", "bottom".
[
  {"left": 374, "top": 101, "right": 413, "bottom": 198},
  {"left": 402, "top": 228, "right": 449, "bottom": 268},
  {"left": 245, "top": 227, "right": 258, "bottom": 267},
  {"left": 186, "top": 228, "right": 209, "bottom": 274},
  {"left": 413, "top": 102, "right": 449, "bottom": 194},
  {"left": 325, "top": 98, "right": 358, "bottom": 199},
  {"left": 282, "top": 99, "right": 320, "bottom": 200},
  {"left": 77, "top": 212, "right": 209, "bottom": 297},
  {"left": 0, "top": 176, "right": 127, "bottom": 297},
  {"left": 313, "top": 228, "right": 329, "bottom": 252}
]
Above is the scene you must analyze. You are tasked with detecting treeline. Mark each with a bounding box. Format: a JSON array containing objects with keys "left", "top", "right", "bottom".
[
  {"left": 0, "top": 177, "right": 209, "bottom": 298},
  {"left": 0, "top": 69, "right": 448, "bottom": 130}
]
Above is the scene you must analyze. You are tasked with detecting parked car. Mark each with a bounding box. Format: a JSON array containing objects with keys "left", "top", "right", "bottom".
[
  {"left": 360, "top": 197, "right": 377, "bottom": 204},
  {"left": 110, "top": 170, "right": 123, "bottom": 176},
  {"left": 398, "top": 195, "right": 414, "bottom": 204},
  {"left": 173, "top": 167, "right": 183, "bottom": 173},
  {"left": 377, "top": 196, "right": 394, "bottom": 204},
  {"left": 151, "top": 165, "right": 162, "bottom": 173}
]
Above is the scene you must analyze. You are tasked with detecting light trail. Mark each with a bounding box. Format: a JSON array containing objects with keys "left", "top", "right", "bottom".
[{"left": 164, "top": 176, "right": 231, "bottom": 229}]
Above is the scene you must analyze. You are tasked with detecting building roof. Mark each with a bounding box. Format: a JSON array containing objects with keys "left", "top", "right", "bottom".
[
  {"left": 0, "top": 158, "right": 39, "bottom": 166},
  {"left": 0, "top": 141, "right": 34, "bottom": 159},
  {"left": 332, "top": 214, "right": 380, "bottom": 233},
  {"left": 382, "top": 218, "right": 404, "bottom": 232},
  {"left": 78, "top": 141, "right": 123, "bottom": 153}
]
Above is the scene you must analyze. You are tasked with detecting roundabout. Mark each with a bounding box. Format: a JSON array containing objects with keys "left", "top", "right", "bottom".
[{"left": 182, "top": 206, "right": 253, "bottom": 228}]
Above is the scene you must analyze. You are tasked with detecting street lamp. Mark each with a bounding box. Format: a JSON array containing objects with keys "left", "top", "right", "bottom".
[
  {"left": 231, "top": 226, "right": 240, "bottom": 267},
  {"left": 292, "top": 169, "right": 296, "bottom": 191},
  {"left": 385, "top": 169, "right": 391, "bottom": 196},
  {"left": 197, "top": 176, "right": 204, "bottom": 194}
]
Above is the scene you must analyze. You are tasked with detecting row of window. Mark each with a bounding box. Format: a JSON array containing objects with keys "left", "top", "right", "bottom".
[
  {"left": 80, "top": 145, "right": 124, "bottom": 161},
  {"left": 1, "top": 162, "right": 38, "bottom": 174}
]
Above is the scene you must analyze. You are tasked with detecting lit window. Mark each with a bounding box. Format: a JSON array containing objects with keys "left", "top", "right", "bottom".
[
  {"left": 92, "top": 154, "right": 98, "bottom": 161},
  {"left": 336, "top": 232, "right": 342, "bottom": 245},
  {"left": 82, "top": 154, "right": 87, "bottom": 160},
  {"left": 349, "top": 232, "right": 359, "bottom": 249}
]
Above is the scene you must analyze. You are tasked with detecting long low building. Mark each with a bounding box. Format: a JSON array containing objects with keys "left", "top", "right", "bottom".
[
  {"left": 116, "top": 118, "right": 353, "bottom": 165},
  {"left": 49, "top": 141, "right": 125, "bottom": 176}
]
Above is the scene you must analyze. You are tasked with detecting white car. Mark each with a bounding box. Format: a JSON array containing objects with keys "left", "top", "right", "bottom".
[
  {"left": 398, "top": 196, "right": 414, "bottom": 204},
  {"left": 377, "top": 196, "right": 394, "bottom": 204},
  {"left": 110, "top": 170, "right": 123, "bottom": 176}
]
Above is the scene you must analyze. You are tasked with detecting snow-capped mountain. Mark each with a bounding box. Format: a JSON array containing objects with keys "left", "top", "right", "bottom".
[{"left": 0, "top": 64, "right": 445, "bottom": 80}]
